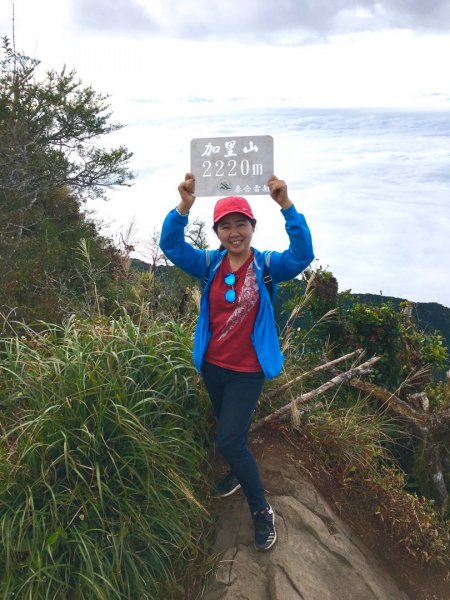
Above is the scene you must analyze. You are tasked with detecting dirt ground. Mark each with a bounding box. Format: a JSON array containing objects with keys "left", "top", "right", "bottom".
[{"left": 251, "top": 426, "right": 450, "bottom": 600}]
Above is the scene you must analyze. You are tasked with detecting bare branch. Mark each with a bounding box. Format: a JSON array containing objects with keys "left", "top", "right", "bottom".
[
  {"left": 345, "top": 378, "right": 429, "bottom": 434},
  {"left": 251, "top": 357, "right": 380, "bottom": 432},
  {"left": 265, "top": 349, "right": 363, "bottom": 400}
]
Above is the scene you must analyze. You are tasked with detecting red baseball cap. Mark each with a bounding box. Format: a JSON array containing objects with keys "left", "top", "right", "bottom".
[{"left": 213, "top": 196, "right": 254, "bottom": 224}]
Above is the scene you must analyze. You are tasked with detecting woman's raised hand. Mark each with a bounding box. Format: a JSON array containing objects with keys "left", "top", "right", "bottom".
[
  {"left": 267, "top": 175, "right": 292, "bottom": 210},
  {"left": 177, "top": 172, "right": 196, "bottom": 214}
]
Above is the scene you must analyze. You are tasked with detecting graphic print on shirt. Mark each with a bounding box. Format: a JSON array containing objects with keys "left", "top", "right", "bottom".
[{"left": 218, "top": 263, "right": 259, "bottom": 341}]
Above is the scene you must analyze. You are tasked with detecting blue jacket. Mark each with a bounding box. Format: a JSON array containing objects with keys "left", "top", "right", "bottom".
[{"left": 160, "top": 204, "right": 314, "bottom": 380}]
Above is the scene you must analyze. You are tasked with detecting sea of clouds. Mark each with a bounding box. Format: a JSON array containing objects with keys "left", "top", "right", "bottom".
[{"left": 88, "top": 105, "right": 450, "bottom": 307}]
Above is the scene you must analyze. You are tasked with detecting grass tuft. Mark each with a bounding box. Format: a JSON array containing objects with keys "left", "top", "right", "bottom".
[{"left": 0, "top": 312, "right": 213, "bottom": 599}]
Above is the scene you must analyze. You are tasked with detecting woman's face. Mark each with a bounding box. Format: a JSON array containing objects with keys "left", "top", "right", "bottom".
[{"left": 215, "top": 212, "right": 255, "bottom": 258}]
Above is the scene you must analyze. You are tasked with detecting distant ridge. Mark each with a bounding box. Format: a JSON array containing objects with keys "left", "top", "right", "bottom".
[{"left": 130, "top": 258, "right": 150, "bottom": 272}]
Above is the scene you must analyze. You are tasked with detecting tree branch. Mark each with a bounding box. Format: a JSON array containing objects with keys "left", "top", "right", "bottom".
[
  {"left": 251, "top": 357, "right": 380, "bottom": 432},
  {"left": 345, "top": 378, "right": 429, "bottom": 435},
  {"left": 265, "top": 349, "right": 363, "bottom": 400}
]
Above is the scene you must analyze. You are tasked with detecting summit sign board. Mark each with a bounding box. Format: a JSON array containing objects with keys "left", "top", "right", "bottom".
[{"left": 190, "top": 135, "right": 274, "bottom": 197}]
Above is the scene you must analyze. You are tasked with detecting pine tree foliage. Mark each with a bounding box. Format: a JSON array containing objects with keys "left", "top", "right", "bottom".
[{"left": 0, "top": 37, "right": 133, "bottom": 204}]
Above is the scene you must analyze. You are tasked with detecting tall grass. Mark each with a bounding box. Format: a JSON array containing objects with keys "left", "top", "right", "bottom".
[{"left": 0, "top": 312, "right": 212, "bottom": 599}]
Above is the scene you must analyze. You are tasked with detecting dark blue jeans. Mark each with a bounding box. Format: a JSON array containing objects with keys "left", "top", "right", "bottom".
[{"left": 201, "top": 361, "right": 267, "bottom": 513}]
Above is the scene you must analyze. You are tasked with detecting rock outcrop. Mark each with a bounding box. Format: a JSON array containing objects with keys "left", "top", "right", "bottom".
[{"left": 201, "top": 431, "right": 410, "bottom": 600}]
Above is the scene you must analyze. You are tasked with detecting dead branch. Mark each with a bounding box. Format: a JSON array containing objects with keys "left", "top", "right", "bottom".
[
  {"left": 278, "top": 401, "right": 324, "bottom": 427},
  {"left": 265, "top": 349, "right": 363, "bottom": 400},
  {"left": 345, "top": 378, "right": 429, "bottom": 435},
  {"left": 251, "top": 356, "right": 380, "bottom": 433}
]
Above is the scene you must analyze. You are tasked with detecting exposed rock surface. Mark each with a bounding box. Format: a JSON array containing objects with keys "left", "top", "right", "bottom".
[{"left": 201, "top": 432, "right": 410, "bottom": 600}]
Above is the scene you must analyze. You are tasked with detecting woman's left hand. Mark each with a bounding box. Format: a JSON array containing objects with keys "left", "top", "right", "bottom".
[{"left": 268, "top": 175, "right": 292, "bottom": 209}]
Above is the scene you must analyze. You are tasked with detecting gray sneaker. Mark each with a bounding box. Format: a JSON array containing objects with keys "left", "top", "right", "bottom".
[
  {"left": 253, "top": 504, "right": 277, "bottom": 551},
  {"left": 215, "top": 471, "right": 241, "bottom": 497}
]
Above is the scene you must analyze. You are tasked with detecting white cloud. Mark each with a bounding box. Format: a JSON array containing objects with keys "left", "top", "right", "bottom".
[
  {"left": 68, "top": 0, "right": 450, "bottom": 39},
  {"left": 72, "top": 0, "right": 158, "bottom": 32}
]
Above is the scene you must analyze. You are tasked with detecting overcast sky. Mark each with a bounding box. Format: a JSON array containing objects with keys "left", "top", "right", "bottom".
[{"left": 1, "top": 0, "right": 450, "bottom": 307}]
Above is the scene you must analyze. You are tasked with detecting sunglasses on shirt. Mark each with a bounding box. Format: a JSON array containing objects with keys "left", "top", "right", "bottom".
[{"left": 224, "top": 273, "right": 236, "bottom": 303}]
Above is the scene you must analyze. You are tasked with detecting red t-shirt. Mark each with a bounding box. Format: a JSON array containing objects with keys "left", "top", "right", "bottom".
[{"left": 205, "top": 252, "right": 262, "bottom": 372}]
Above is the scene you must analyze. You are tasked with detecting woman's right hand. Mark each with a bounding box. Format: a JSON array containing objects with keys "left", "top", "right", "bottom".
[{"left": 177, "top": 172, "right": 196, "bottom": 214}]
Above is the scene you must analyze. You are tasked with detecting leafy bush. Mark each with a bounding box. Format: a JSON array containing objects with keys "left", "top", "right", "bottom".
[
  {"left": 0, "top": 312, "right": 212, "bottom": 599},
  {"left": 278, "top": 269, "right": 449, "bottom": 392}
]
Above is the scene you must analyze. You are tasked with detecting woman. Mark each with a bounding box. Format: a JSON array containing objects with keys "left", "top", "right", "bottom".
[{"left": 160, "top": 172, "right": 314, "bottom": 551}]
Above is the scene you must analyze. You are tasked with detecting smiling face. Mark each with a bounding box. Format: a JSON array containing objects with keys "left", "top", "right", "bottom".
[{"left": 215, "top": 212, "right": 255, "bottom": 260}]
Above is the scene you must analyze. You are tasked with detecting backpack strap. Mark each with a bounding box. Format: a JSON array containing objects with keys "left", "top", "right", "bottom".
[
  {"left": 203, "top": 250, "right": 211, "bottom": 286},
  {"left": 263, "top": 252, "right": 273, "bottom": 303}
]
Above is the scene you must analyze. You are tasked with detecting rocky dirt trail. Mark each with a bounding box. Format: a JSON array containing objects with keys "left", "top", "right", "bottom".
[{"left": 200, "top": 429, "right": 449, "bottom": 600}]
